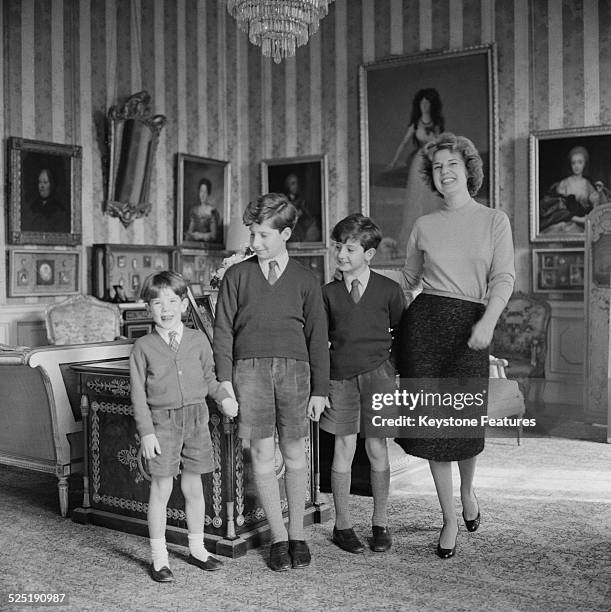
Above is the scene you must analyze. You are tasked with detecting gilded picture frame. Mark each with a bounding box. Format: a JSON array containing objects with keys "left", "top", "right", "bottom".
[
  {"left": 9, "top": 248, "right": 80, "bottom": 297},
  {"left": 261, "top": 155, "right": 328, "bottom": 250},
  {"left": 8, "top": 137, "right": 82, "bottom": 246},
  {"left": 529, "top": 126, "right": 611, "bottom": 242},
  {"left": 359, "top": 45, "right": 498, "bottom": 265},
  {"left": 177, "top": 154, "right": 231, "bottom": 250}
]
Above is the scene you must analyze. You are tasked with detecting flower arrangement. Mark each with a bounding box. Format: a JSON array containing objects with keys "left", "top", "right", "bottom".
[{"left": 209, "top": 245, "right": 255, "bottom": 289}]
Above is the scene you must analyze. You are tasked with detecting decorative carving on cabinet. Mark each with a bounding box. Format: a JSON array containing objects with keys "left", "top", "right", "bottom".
[{"left": 105, "top": 91, "right": 166, "bottom": 227}]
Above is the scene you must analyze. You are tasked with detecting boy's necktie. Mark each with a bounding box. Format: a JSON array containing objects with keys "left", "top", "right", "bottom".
[
  {"left": 168, "top": 330, "right": 179, "bottom": 352},
  {"left": 268, "top": 260, "right": 279, "bottom": 285},
  {"left": 350, "top": 279, "right": 361, "bottom": 303}
]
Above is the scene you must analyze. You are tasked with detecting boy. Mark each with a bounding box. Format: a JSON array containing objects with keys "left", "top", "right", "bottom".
[
  {"left": 321, "top": 214, "right": 405, "bottom": 554},
  {"left": 213, "top": 193, "right": 329, "bottom": 571},
  {"left": 130, "top": 271, "right": 239, "bottom": 583}
]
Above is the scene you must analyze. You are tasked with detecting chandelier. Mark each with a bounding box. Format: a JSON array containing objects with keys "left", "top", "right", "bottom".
[{"left": 227, "top": 0, "right": 334, "bottom": 64}]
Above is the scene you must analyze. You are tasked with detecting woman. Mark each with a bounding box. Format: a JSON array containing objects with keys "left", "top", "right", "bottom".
[
  {"left": 386, "top": 88, "right": 445, "bottom": 252},
  {"left": 397, "top": 133, "right": 515, "bottom": 558},
  {"left": 185, "top": 178, "right": 221, "bottom": 243},
  {"left": 539, "top": 146, "right": 604, "bottom": 234}
]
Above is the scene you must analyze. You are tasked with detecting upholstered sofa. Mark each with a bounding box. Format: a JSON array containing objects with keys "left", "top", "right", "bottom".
[{"left": 0, "top": 340, "right": 133, "bottom": 516}]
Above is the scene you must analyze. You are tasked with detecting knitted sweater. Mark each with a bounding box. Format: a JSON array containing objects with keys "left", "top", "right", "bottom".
[
  {"left": 213, "top": 256, "right": 329, "bottom": 395},
  {"left": 402, "top": 200, "right": 515, "bottom": 305},
  {"left": 323, "top": 271, "right": 405, "bottom": 380},
  {"left": 130, "top": 327, "right": 231, "bottom": 437}
]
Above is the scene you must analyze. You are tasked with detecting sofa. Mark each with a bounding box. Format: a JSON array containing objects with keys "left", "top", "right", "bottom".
[{"left": 0, "top": 340, "right": 133, "bottom": 516}]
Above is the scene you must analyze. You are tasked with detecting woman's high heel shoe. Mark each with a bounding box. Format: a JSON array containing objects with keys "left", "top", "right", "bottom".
[
  {"left": 436, "top": 525, "right": 457, "bottom": 559},
  {"left": 462, "top": 495, "right": 480, "bottom": 533}
]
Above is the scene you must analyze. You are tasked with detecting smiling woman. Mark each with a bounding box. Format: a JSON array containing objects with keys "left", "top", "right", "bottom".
[{"left": 395, "top": 132, "right": 515, "bottom": 559}]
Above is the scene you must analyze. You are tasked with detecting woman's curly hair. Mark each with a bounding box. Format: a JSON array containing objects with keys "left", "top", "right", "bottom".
[{"left": 419, "top": 132, "right": 484, "bottom": 197}]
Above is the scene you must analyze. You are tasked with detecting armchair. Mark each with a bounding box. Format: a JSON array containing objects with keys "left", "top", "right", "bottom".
[
  {"left": 45, "top": 294, "right": 122, "bottom": 345},
  {"left": 491, "top": 292, "right": 551, "bottom": 413}
]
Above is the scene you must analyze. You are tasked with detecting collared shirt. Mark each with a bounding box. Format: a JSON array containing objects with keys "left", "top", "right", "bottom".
[
  {"left": 343, "top": 267, "right": 371, "bottom": 296},
  {"left": 258, "top": 250, "right": 290, "bottom": 280},
  {"left": 155, "top": 322, "right": 184, "bottom": 347}
]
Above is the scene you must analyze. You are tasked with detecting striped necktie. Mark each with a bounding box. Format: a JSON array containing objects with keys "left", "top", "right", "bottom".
[
  {"left": 168, "top": 330, "right": 179, "bottom": 352},
  {"left": 350, "top": 279, "right": 361, "bottom": 303},
  {"left": 268, "top": 260, "right": 279, "bottom": 285}
]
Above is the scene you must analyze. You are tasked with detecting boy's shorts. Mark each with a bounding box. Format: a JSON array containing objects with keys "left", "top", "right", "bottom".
[
  {"left": 232, "top": 357, "right": 310, "bottom": 440},
  {"left": 147, "top": 402, "right": 213, "bottom": 477},
  {"left": 320, "top": 359, "right": 397, "bottom": 437}
]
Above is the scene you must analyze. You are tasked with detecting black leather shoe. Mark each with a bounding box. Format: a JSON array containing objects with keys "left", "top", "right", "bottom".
[
  {"left": 332, "top": 527, "right": 365, "bottom": 554},
  {"left": 370, "top": 526, "right": 392, "bottom": 552},
  {"left": 150, "top": 565, "right": 175, "bottom": 582},
  {"left": 436, "top": 525, "right": 457, "bottom": 559},
  {"left": 289, "top": 540, "right": 311, "bottom": 568},
  {"left": 269, "top": 541, "right": 291, "bottom": 571},
  {"left": 462, "top": 496, "right": 481, "bottom": 532},
  {"left": 187, "top": 554, "right": 224, "bottom": 571}
]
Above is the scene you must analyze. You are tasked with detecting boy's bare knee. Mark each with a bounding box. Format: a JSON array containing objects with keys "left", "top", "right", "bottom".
[
  {"left": 180, "top": 472, "right": 203, "bottom": 499},
  {"left": 365, "top": 437, "right": 389, "bottom": 468},
  {"left": 279, "top": 436, "right": 306, "bottom": 468},
  {"left": 150, "top": 476, "right": 173, "bottom": 502}
]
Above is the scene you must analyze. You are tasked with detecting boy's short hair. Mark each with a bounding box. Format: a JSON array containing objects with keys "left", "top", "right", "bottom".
[
  {"left": 242, "top": 193, "right": 298, "bottom": 231},
  {"left": 331, "top": 213, "right": 382, "bottom": 251},
  {"left": 140, "top": 271, "right": 188, "bottom": 302}
]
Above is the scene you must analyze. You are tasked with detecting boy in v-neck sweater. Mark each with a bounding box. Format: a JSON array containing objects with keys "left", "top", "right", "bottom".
[
  {"left": 321, "top": 214, "right": 405, "bottom": 555},
  {"left": 213, "top": 193, "right": 329, "bottom": 572}
]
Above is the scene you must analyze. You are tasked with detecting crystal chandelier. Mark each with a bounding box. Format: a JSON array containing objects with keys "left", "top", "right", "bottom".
[{"left": 227, "top": 0, "right": 334, "bottom": 64}]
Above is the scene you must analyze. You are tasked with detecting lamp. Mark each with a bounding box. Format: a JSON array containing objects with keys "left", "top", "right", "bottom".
[{"left": 227, "top": 0, "right": 334, "bottom": 64}]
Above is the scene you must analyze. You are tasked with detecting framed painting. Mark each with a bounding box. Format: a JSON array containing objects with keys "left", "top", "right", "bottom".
[
  {"left": 359, "top": 45, "right": 498, "bottom": 265},
  {"left": 529, "top": 126, "right": 611, "bottom": 242},
  {"left": 9, "top": 248, "right": 80, "bottom": 297},
  {"left": 261, "top": 155, "right": 328, "bottom": 249},
  {"left": 290, "top": 251, "right": 329, "bottom": 286},
  {"left": 177, "top": 154, "right": 230, "bottom": 249},
  {"left": 8, "top": 137, "right": 82, "bottom": 245},
  {"left": 532, "top": 248, "right": 584, "bottom": 294},
  {"left": 174, "top": 248, "right": 228, "bottom": 292}
]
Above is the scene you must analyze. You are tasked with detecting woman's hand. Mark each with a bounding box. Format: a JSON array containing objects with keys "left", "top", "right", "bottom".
[{"left": 467, "top": 319, "right": 495, "bottom": 350}]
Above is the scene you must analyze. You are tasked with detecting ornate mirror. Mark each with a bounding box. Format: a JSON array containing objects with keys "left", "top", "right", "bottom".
[{"left": 105, "top": 91, "right": 166, "bottom": 227}]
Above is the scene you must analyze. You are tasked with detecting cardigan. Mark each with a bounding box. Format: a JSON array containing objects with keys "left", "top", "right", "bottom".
[{"left": 130, "top": 326, "right": 231, "bottom": 437}]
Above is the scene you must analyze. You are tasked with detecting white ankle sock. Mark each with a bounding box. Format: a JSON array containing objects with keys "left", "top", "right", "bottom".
[
  {"left": 150, "top": 537, "right": 169, "bottom": 571},
  {"left": 188, "top": 533, "right": 210, "bottom": 561}
]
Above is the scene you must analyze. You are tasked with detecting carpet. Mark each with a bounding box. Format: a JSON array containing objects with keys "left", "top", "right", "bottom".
[{"left": 0, "top": 435, "right": 609, "bottom": 612}]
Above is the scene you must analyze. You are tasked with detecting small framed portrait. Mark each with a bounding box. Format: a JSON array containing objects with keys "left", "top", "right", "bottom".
[
  {"left": 176, "top": 153, "right": 230, "bottom": 249},
  {"left": 533, "top": 248, "right": 584, "bottom": 293},
  {"left": 261, "top": 155, "right": 328, "bottom": 250},
  {"left": 175, "top": 248, "right": 227, "bottom": 291},
  {"left": 8, "top": 249, "right": 79, "bottom": 297},
  {"left": 530, "top": 126, "right": 611, "bottom": 242},
  {"left": 8, "top": 137, "right": 82, "bottom": 245},
  {"left": 143, "top": 255, "right": 152, "bottom": 268}
]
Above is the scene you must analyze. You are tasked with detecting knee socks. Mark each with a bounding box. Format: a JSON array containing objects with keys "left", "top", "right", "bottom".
[
  {"left": 253, "top": 470, "right": 288, "bottom": 543},
  {"left": 370, "top": 467, "right": 390, "bottom": 527}
]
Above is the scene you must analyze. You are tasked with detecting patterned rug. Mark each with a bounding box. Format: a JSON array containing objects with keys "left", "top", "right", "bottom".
[{"left": 0, "top": 435, "right": 609, "bottom": 612}]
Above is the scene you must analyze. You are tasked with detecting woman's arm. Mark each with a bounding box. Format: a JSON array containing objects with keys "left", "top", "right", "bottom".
[
  {"left": 386, "top": 124, "right": 415, "bottom": 170},
  {"left": 468, "top": 213, "right": 515, "bottom": 350}
]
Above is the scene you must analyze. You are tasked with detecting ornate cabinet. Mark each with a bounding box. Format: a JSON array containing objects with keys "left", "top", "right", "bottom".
[{"left": 71, "top": 360, "right": 330, "bottom": 556}]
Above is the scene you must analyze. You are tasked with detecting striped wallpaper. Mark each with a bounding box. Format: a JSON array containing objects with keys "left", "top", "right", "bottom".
[{"left": 1, "top": 0, "right": 611, "bottom": 304}]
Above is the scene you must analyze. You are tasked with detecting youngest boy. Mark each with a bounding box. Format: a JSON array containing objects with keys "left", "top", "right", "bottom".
[
  {"left": 320, "top": 214, "right": 405, "bottom": 554},
  {"left": 130, "top": 271, "right": 239, "bottom": 582}
]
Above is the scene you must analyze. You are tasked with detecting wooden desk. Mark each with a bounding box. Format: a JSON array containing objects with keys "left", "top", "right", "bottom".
[{"left": 72, "top": 359, "right": 330, "bottom": 557}]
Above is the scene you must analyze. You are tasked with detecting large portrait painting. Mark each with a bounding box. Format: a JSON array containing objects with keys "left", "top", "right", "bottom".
[
  {"left": 530, "top": 126, "right": 611, "bottom": 242},
  {"left": 176, "top": 154, "right": 230, "bottom": 249},
  {"left": 8, "top": 137, "right": 82, "bottom": 245},
  {"left": 261, "top": 155, "right": 328, "bottom": 249},
  {"left": 360, "top": 45, "right": 497, "bottom": 265}
]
